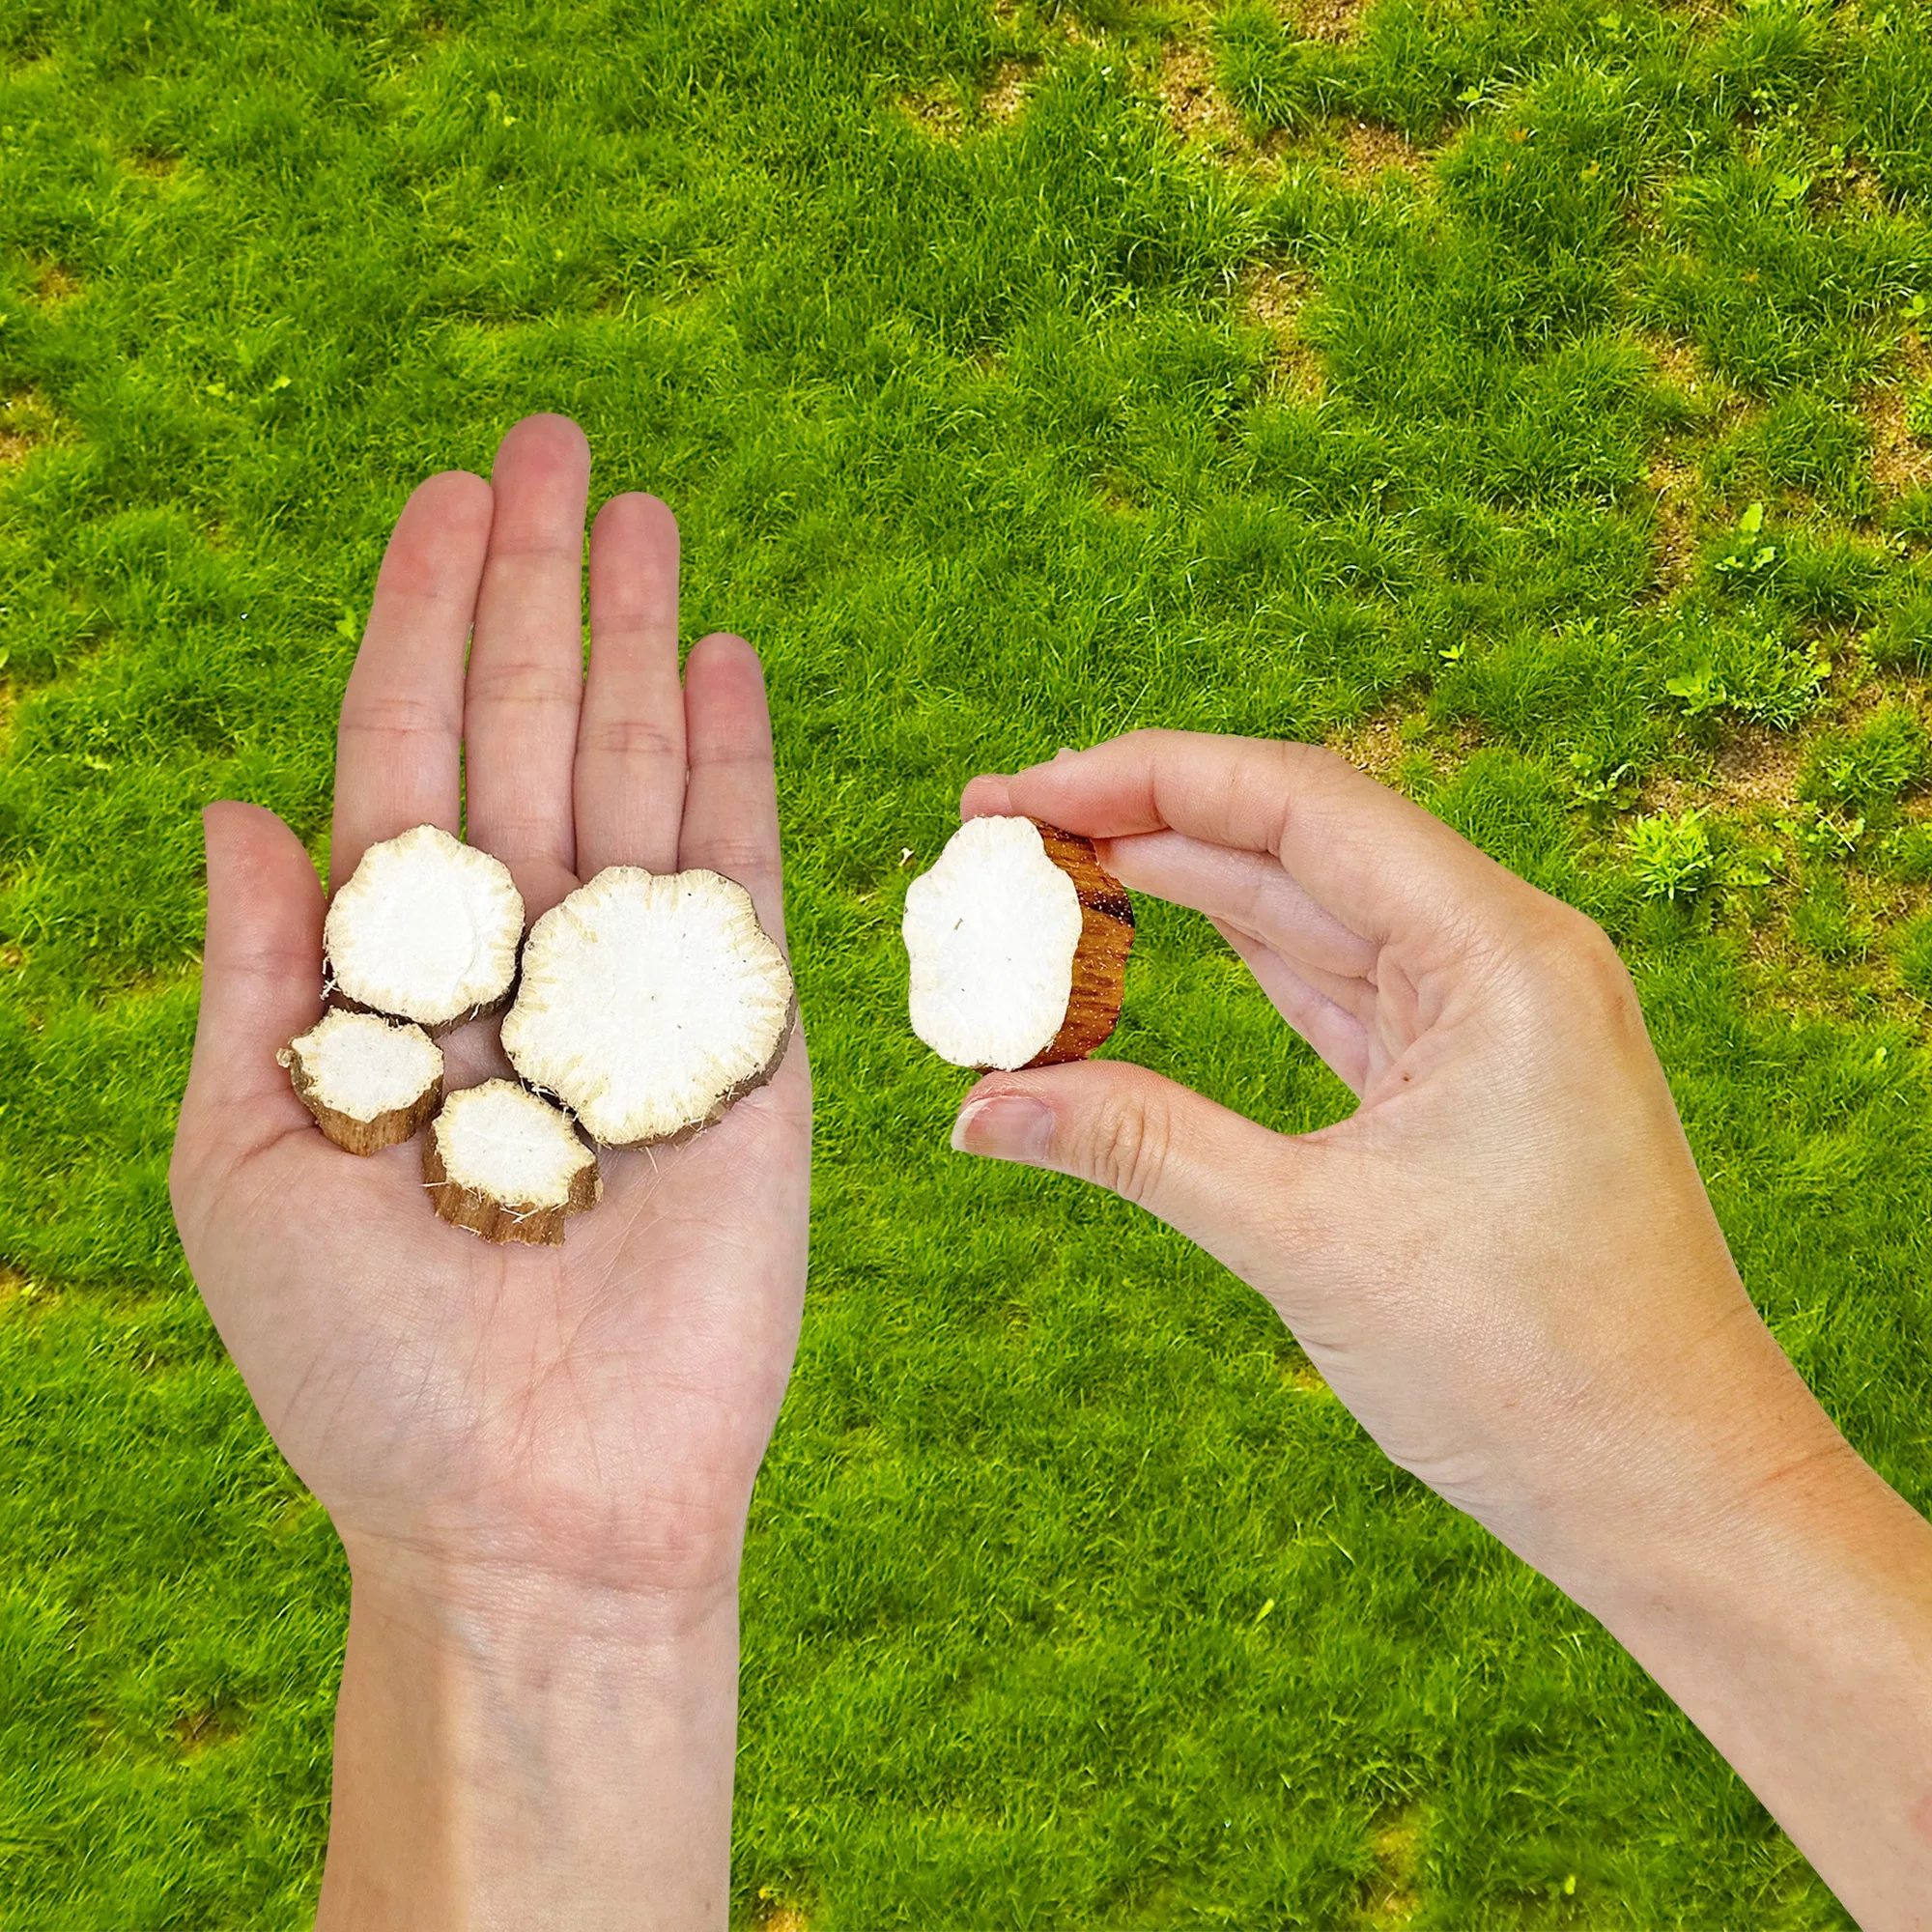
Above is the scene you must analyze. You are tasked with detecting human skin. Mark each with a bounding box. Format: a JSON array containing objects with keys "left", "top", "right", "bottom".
[
  {"left": 168, "top": 413, "right": 811, "bottom": 1929},
  {"left": 169, "top": 413, "right": 1931, "bottom": 1930},
  {"left": 957, "top": 732, "right": 1932, "bottom": 1930}
]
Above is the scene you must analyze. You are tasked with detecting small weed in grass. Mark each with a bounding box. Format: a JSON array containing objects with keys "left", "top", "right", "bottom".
[
  {"left": 1630, "top": 808, "right": 1715, "bottom": 901},
  {"left": 1661, "top": 606, "right": 1823, "bottom": 731}
]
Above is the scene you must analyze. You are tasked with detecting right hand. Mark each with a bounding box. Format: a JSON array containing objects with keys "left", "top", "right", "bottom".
[
  {"left": 954, "top": 730, "right": 1848, "bottom": 1599},
  {"left": 170, "top": 415, "right": 812, "bottom": 1620}
]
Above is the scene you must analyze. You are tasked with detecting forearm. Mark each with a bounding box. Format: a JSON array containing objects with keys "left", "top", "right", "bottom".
[
  {"left": 316, "top": 1549, "right": 741, "bottom": 1931},
  {"left": 1563, "top": 1378, "right": 1932, "bottom": 1931}
]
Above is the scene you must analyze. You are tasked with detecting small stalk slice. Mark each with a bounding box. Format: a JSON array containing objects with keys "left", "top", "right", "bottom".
[
  {"left": 422, "top": 1080, "right": 602, "bottom": 1246},
  {"left": 325, "top": 824, "right": 525, "bottom": 1034},
  {"left": 277, "top": 1008, "right": 444, "bottom": 1155}
]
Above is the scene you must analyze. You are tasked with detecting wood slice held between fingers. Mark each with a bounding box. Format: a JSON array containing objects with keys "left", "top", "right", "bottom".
[
  {"left": 277, "top": 1009, "right": 445, "bottom": 1155},
  {"left": 422, "top": 1079, "right": 603, "bottom": 1246},
  {"left": 902, "top": 813, "right": 1134, "bottom": 1071}
]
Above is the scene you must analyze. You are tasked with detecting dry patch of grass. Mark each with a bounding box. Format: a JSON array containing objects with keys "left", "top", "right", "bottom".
[
  {"left": 1362, "top": 1803, "right": 1425, "bottom": 1924},
  {"left": 1329, "top": 708, "right": 1422, "bottom": 784},
  {"left": 121, "top": 147, "right": 180, "bottom": 181},
  {"left": 0, "top": 387, "right": 58, "bottom": 469},
  {"left": 1643, "top": 329, "right": 1708, "bottom": 399},
  {"left": 1240, "top": 264, "right": 1327, "bottom": 400},
  {"left": 173, "top": 1705, "right": 246, "bottom": 1758},
  {"left": 1644, "top": 447, "right": 1702, "bottom": 595},
  {"left": 1706, "top": 723, "right": 1813, "bottom": 810},
  {"left": 1641, "top": 723, "right": 1809, "bottom": 820},
  {"left": 1153, "top": 41, "right": 1253, "bottom": 154},
  {"left": 33, "top": 261, "right": 80, "bottom": 307},
  {"left": 1295, "top": 0, "right": 1368, "bottom": 41},
  {"left": 895, "top": 83, "right": 969, "bottom": 140},
  {"left": 1735, "top": 862, "right": 1932, "bottom": 1034},
  {"left": 983, "top": 57, "right": 1032, "bottom": 126},
  {"left": 1328, "top": 708, "right": 1481, "bottom": 796},
  {"left": 1867, "top": 385, "right": 1932, "bottom": 497},
  {"left": 1864, "top": 329, "right": 1932, "bottom": 502},
  {"left": 1244, "top": 263, "right": 1310, "bottom": 327},
  {"left": 1636, "top": 332, "right": 1754, "bottom": 591},
  {"left": 1333, "top": 117, "right": 1429, "bottom": 184},
  {"left": 897, "top": 58, "right": 1033, "bottom": 138}
]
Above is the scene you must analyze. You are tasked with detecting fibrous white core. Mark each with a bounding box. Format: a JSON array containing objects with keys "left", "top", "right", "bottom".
[
  {"left": 283, "top": 1009, "right": 441, "bottom": 1121},
  {"left": 326, "top": 825, "right": 525, "bottom": 1027},
  {"left": 902, "top": 815, "right": 1082, "bottom": 1070},
  {"left": 500, "top": 867, "right": 793, "bottom": 1146},
  {"left": 433, "top": 1081, "right": 596, "bottom": 1208}
]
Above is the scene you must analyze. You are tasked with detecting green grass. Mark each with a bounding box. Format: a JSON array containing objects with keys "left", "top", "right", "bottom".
[{"left": 5, "top": 0, "right": 1932, "bottom": 1922}]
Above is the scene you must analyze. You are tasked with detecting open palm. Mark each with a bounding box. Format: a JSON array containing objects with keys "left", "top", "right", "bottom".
[{"left": 169, "top": 414, "right": 810, "bottom": 1604}]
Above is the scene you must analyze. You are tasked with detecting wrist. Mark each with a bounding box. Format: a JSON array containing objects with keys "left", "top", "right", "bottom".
[
  {"left": 1489, "top": 1292, "right": 1850, "bottom": 1614},
  {"left": 1571, "top": 1423, "right": 1932, "bottom": 1926},
  {"left": 340, "top": 1529, "right": 742, "bottom": 1649},
  {"left": 320, "top": 1536, "right": 743, "bottom": 1930}
]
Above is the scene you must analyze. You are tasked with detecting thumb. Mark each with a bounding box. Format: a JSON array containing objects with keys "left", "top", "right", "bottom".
[
  {"left": 952, "top": 1060, "right": 1330, "bottom": 1290},
  {"left": 175, "top": 802, "right": 327, "bottom": 1178}
]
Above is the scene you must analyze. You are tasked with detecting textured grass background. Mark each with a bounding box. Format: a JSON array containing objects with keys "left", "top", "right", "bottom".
[{"left": 4, "top": 0, "right": 1932, "bottom": 1923}]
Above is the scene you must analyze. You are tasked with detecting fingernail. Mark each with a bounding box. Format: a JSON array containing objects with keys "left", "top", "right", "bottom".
[
  {"left": 952, "top": 1094, "right": 1054, "bottom": 1163},
  {"left": 1054, "top": 746, "right": 1078, "bottom": 760}
]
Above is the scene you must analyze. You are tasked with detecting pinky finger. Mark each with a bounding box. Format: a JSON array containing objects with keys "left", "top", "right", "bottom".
[{"left": 1208, "top": 917, "right": 1369, "bottom": 1095}]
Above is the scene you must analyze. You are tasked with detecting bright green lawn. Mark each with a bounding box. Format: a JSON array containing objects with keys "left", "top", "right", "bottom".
[{"left": 5, "top": 0, "right": 1932, "bottom": 1922}]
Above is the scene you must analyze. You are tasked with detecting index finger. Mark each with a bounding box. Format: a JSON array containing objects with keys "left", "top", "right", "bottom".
[
  {"left": 962, "top": 729, "right": 1518, "bottom": 945},
  {"left": 331, "top": 470, "right": 493, "bottom": 894}
]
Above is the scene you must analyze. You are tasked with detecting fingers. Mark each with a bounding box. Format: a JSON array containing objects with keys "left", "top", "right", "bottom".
[
  {"left": 1208, "top": 917, "right": 1371, "bottom": 1093},
  {"left": 976, "top": 730, "right": 1515, "bottom": 946},
  {"left": 463, "top": 414, "right": 593, "bottom": 913},
  {"left": 958, "top": 772, "right": 1018, "bottom": 816},
  {"left": 576, "top": 493, "right": 686, "bottom": 879},
  {"left": 1102, "top": 829, "right": 1378, "bottom": 993},
  {"left": 175, "top": 804, "right": 326, "bottom": 1179},
  {"left": 330, "top": 470, "right": 492, "bottom": 895},
  {"left": 952, "top": 1060, "right": 1332, "bottom": 1292},
  {"left": 677, "top": 635, "right": 787, "bottom": 943}
]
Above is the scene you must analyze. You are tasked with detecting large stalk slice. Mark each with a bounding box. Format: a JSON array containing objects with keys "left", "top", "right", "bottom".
[{"left": 500, "top": 867, "right": 795, "bottom": 1148}]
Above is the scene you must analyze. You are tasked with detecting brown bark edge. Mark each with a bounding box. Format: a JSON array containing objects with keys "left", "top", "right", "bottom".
[
  {"left": 323, "top": 956, "right": 522, "bottom": 1040},
  {"left": 597, "top": 990, "right": 799, "bottom": 1151},
  {"left": 277, "top": 1042, "right": 443, "bottom": 1156},
  {"left": 1022, "top": 820, "right": 1134, "bottom": 1068},
  {"left": 421, "top": 1116, "right": 604, "bottom": 1246}
]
